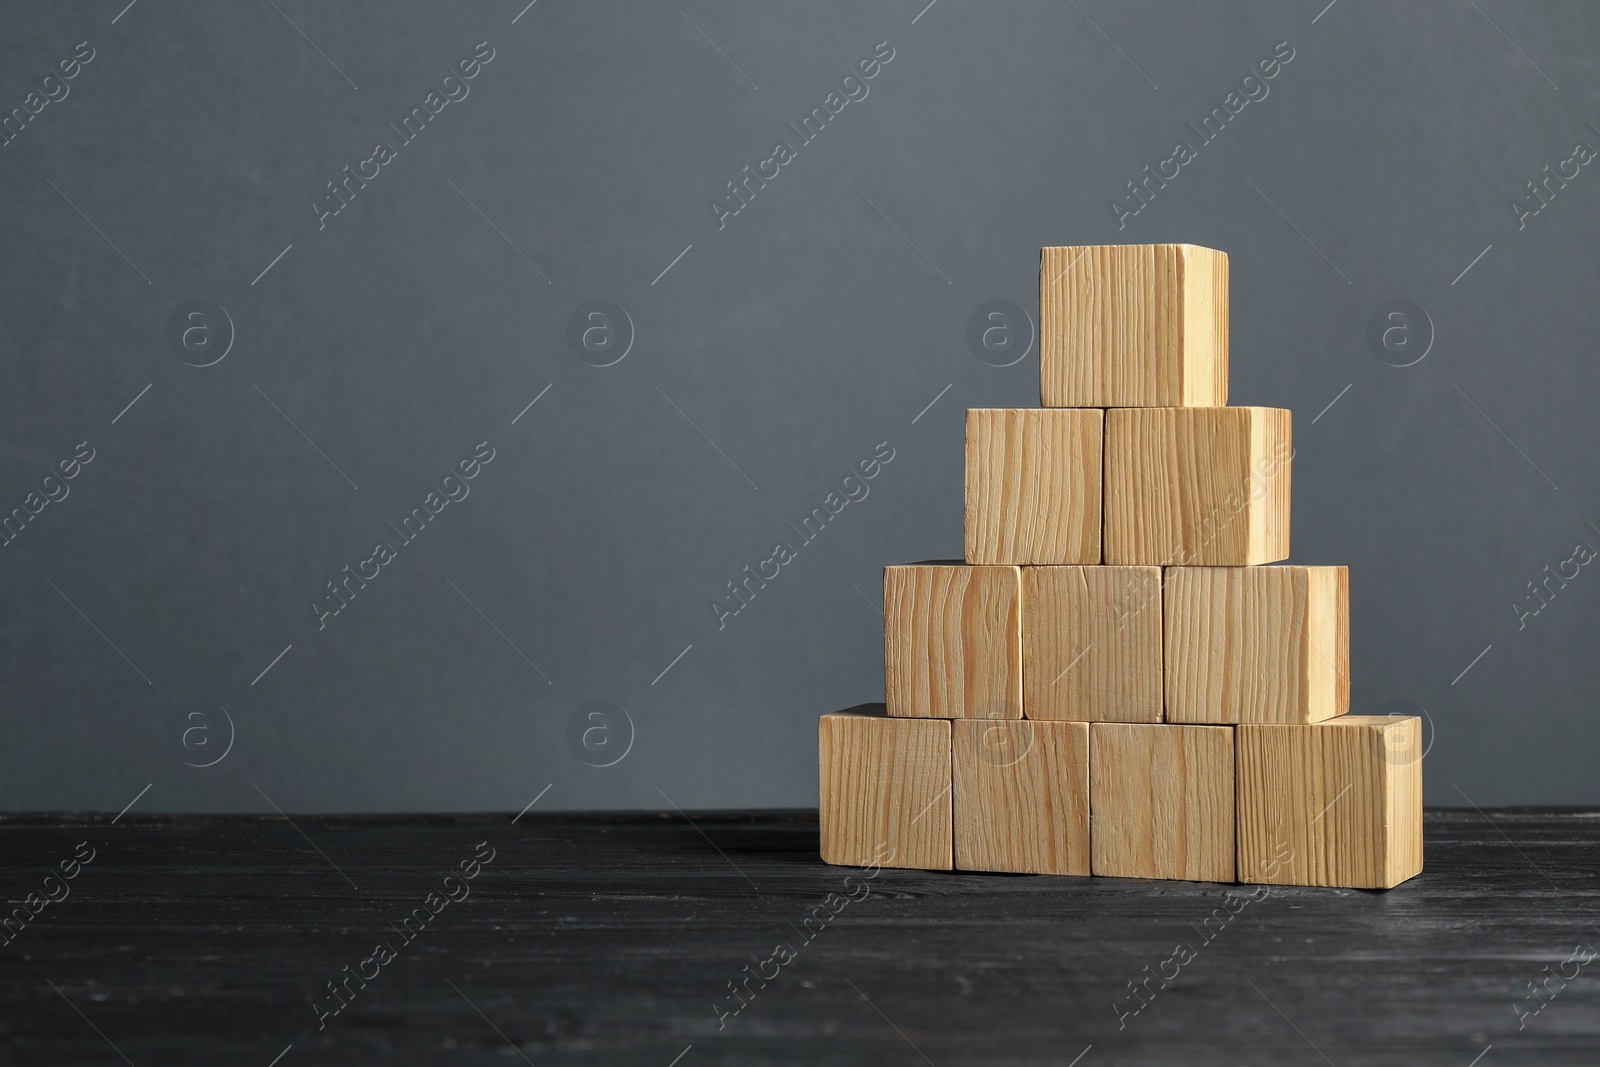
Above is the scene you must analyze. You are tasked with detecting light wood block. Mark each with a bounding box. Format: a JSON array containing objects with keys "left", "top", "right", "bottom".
[
  {"left": 965, "top": 408, "right": 1102, "bottom": 566},
  {"left": 1039, "top": 244, "right": 1228, "bottom": 408},
  {"left": 1165, "top": 566, "right": 1349, "bottom": 724},
  {"left": 1104, "top": 406, "right": 1291, "bottom": 566},
  {"left": 1089, "top": 723, "right": 1235, "bottom": 882},
  {"left": 1022, "top": 566, "right": 1163, "bottom": 723},
  {"left": 819, "top": 707, "right": 952, "bottom": 870},
  {"left": 952, "top": 719, "right": 1090, "bottom": 875},
  {"left": 885, "top": 563, "right": 1021, "bottom": 719},
  {"left": 1237, "top": 716, "right": 1423, "bottom": 889}
]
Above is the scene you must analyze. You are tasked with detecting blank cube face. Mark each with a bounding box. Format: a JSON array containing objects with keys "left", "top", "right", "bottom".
[
  {"left": 1165, "top": 566, "right": 1349, "bottom": 724},
  {"left": 1237, "top": 717, "right": 1423, "bottom": 889},
  {"left": 1103, "top": 407, "right": 1291, "bottom": 566},
  {"left": 819, "top": 710, "right": 952, "bottom": 871},
  {"left": 1039, "top": 244, "right": 1228, "bottom": 408},
  {"left": 953, "top": 720, "right": 1089, "bottom": 875},
  {"left": 1022, "top": 566, "right": 1163, "bottom": 723},
  {"left": 885, "top": 565, "right": 1021, "bottom": 719},
  {"left": 1089, "top": 723, "right": 1235, "bottom": 882},
  {"left": 965, "top": 408, "right": 1103, "bottom": 566}
]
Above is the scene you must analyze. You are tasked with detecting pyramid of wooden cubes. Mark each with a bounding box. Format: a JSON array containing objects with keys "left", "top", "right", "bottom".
[{"left": 819, "top": 243, "right": 1423, "bottom": 889}]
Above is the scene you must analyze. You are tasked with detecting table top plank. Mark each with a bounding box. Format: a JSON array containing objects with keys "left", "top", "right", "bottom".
[{"left": 0, "top": 809, "right": 1597, "bottom": 1065}]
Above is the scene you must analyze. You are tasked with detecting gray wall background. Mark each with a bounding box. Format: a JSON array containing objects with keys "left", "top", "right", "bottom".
[{"left": 1, "top": 0, "right": 1595, "bottom": 813}]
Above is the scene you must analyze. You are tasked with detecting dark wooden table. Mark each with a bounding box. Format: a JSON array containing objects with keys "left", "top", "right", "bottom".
[{"left": 1, "top": 809, "right": 1597, "bottom": 1065}]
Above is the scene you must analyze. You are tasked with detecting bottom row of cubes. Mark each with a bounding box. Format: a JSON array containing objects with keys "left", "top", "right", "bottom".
[{"left": 819, "top": 705, "right": 1423, "bottom": 889}]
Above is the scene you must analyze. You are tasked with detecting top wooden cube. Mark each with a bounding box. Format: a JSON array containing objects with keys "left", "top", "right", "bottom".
[{"left": 1040, "top": 244, "right": 1228, "bottom": 408}]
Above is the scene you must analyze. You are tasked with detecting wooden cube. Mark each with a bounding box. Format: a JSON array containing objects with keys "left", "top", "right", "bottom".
[
  {"left": 952, "top": 719, "right": 1090, "bottom": 874},
  {"left": 1165, "top": 566, "right": 1349, "bottom": 724},
  {"left": 819, "top": 707, "right": 952, "bottom": 870},
  {"left": 884, "top": 563, "right": 1021, "bottom": 719},
  {"left": 1103, "top": 407, "right": 1291, "bottom": 566},
  {"left": 1039, "top": 244, "right": 1228, "bottom": 408},
  {"left": 1021, "top": 565, "right": 1163, "bottom": 723},
  {"left": 965, "top": 408, "right": 1102, "bottom": 566},
  {"left": 1089, "top": 723, "right": 1235, "bottom": 882},
  {"left": 1237, "top": 716, "right": 1423, "bottom": 889}
]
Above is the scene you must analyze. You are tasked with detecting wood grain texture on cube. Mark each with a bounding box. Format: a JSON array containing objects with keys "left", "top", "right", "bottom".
[
  {"left": 1022, "top": 566, "right": 1163, "bottom": 722},
  {"left": 1039, "top": 244, "right": 1228, "bottom": 408},
  {"left": 965, "top": 408, "right": 1102, "bottom": 565},
  {"left": 1237, "top": 716, "right": 1423, "bottom": 889},
  {"left": 1103, "top": 406, "right": 1291, "bottom": 566},
  {"left": 953, "top": 719, "right": 1089, "bottom": 874},
  {"left": 884, "top": 564, "right": 1022, "bottom": 719},
  {"left": 819, "top": 709, "right": 952, "bottom": 870},
  {"left": 1089, "top": 723, "right": 1235, "bottom": 882},
  {"left": 1164, "top": 566, "right": 1349, "bottom": 724}
]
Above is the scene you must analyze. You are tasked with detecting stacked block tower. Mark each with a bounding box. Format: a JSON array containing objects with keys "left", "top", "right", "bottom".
[{"left": 819, "top": 244, "right": 1423, "bottom": 889}]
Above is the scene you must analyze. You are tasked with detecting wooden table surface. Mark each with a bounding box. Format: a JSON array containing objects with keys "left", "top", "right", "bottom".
[{"left": 1, "top": 809, "right": 1597, "bottom": 1065}]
